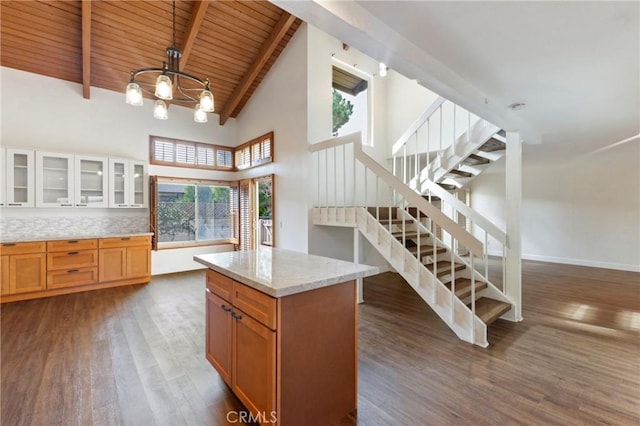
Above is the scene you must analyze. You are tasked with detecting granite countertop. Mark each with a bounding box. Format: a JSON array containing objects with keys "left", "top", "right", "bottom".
[
  {"left": 0, "top": 232, "right": 154, "bottom": 243},
  {"left": 194, "top": 247, "right": 380, "bottom": 298}
]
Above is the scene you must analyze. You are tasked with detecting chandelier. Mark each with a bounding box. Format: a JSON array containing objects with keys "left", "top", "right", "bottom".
[{"left": 125, "top": 0, "right": 214, "bottom": 123}]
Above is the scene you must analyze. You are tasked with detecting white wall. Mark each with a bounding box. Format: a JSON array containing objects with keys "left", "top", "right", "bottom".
[
  {"left": 234, "top": 24, "right": 309, "bottom": 253},
  {"left": 471, "top": 141, "right": 640, "bottom": 272},
  {"left": 0, "top": 66, "right": 238, "bottom": 275}
]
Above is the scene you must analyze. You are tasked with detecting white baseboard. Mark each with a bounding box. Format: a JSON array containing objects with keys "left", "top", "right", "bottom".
[{"left": 487, "top": 250, "right": 640, "bottom": 273}]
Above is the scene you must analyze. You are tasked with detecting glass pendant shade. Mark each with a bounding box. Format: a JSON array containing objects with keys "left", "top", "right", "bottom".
[
  {"left": 199, "top": 90, "right": 215, "bottom": 112},
  {"left": 153, "top": 100, "right": 169, "bottom": 120},
  {"left": 155, "top": 74, "right": 173, "bottom": 100},
  {"left": 125, "top": 82, "right": 143, "bottom": 106},
  {"left": 194, "top": 104, "right": 208, "bottom": 123}
]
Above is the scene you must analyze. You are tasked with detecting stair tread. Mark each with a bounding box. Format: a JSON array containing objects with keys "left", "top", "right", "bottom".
[
  {"left": 425, "top": 260, "right": 466, "bottom": 276},
  {"left": 447, "top": 169, "right": 474, "bottom": 178},
  {"left": 378, "top": 218, "right": 414, "bottom": 224},
  {"left": 444, "top": 278, "right": 487, "bottom": 299},
  {"left": 407, "top": 245, "right": 446, "bottom": 255},
  {"left": 392, "top": 231, "right": 429, "bottom": 238},
  {"left": 478, "top": 137, "right": 506, "bottom": 153},
  {"left": 463, "top": 153, "right": 490, "bottom": 166},
  {"left": 472, "top": 297, "right": 511, "bottom": 325}
]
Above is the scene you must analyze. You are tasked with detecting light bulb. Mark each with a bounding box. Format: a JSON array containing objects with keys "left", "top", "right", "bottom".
[
  {"left": 125, "top": 82, "right": 143, "bottom": 106},
  {"left": 379, "top": 62, "right": 388, "bottom": 77},
  {"left": 154, "top": 100, "right": 168, "bottom": 120},
  {"left": 155, "top": 74, "right": 173, "bottom": 100},
  {"left": 194, "top": 104, "right": 208, "bottom": 123},
  {"left": 199, "top": 90, "right": 215, "bottom": 112}
]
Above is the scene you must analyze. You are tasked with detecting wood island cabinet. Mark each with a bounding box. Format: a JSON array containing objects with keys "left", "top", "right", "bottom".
[{"left": 205, "top": 268, "right": 356, "bottom": 426}]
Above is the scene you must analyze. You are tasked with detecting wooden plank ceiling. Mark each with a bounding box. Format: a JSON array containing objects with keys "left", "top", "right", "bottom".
[{"left": 0, "top": 0, "right": 302, "bottom": 125}]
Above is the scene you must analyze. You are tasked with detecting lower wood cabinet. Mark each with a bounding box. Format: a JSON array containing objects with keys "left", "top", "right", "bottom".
[
  {"left": 205, "top": 269, "right": 356, "bottom": 426},
  {"left": 99, "top": 236, "right": 151, "bottom": 282},
  {"left": 0, "top": 242, "right": 47, "bottom": 295},
  {"left": 0, "top": 235, "right": 151, "bottom": 303},
  {"left": 47, "top": 239, "right": 98, "bottom": 289}
]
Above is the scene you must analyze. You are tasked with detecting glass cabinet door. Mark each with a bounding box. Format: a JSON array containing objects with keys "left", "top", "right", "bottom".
[
  {"left": 109, "top": 158, "right": 129, "bottom": 208},
  {"left": 0, "top": 148, "right": 5, "bottom": 207},
  {"left": 6, "top": 148, "right": 35, "bottom": 207},
  {"left": 75, "top": 155, "right": 108, "bottom": 208},
  {"left": 36, "top": 152, "right": 74, "bottom": 207},
  {"left": 129, "top": 162, "right": 148, "bottom": 208}
]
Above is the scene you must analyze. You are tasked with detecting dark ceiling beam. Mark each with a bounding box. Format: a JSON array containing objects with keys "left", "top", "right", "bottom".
[
  {"left": 219, "top": 12, "right": 296, "bottom": 125},
  {"left": 180, "top": 0, "right": 210, "bottom": 70},
  {"left": 81, "top": 0, "right": 91, "bottom": 99}
]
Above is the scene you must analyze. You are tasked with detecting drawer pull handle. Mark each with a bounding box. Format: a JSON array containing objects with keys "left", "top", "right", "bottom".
[
  {"left": 2, "top": 243, "right": 17, "bottom": 247},
  {"left": 121, "top": 237, "right": 131, "bottom": 241},
  {"left": 68, "top": 240, "right": 79, "bottom": 244},
  {"left": 8, "top": 203, "right": 22, "bottom": 206},
  {"left": 68, "top": 251, "right": 79, "bottom": 255},
  {"left": 68, "top": 269, "right": 80, "bottom": 273},
  {"left": 231, "top": 312, "right": 242, "bottom": 321},
  {"left": 221, "top": 304, "right": 232, "bottom": 313}
]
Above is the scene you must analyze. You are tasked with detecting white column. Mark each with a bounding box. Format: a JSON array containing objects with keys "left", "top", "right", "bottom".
[
  {"left": 504, "top": 131, "right": 523, "bottom": 321},
  {"left": 354, "top": 228, "right": 364, "bottom": 304}
]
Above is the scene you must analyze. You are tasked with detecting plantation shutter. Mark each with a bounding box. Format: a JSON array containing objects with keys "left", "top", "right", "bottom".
[
  {"left": 239, "top": 179, "right": 252, "bottom": 251},
  {"left": 149, "top": 175, "right": 158, "bottom": 250}
]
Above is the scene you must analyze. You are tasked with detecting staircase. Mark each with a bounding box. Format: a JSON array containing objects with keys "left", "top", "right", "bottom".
[{"left": 310, "top": 130, "right": 518, "bottom": 347}]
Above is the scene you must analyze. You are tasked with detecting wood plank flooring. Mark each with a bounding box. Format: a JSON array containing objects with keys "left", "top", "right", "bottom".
[{"left": 1, "top": 261, "right": 639, "bottom": 425}]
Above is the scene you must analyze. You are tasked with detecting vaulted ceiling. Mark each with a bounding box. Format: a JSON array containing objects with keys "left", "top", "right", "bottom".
[{"left": 0, "top": 0, "right": 302, "bottom": 125}]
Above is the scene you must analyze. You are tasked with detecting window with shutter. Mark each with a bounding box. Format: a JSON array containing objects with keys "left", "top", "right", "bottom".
[
  {"left": 239, "top": 180, "right": 252, "bottom": 251},
  {"left": 149, "top": 136, "right": 235, "bottom": 171}
]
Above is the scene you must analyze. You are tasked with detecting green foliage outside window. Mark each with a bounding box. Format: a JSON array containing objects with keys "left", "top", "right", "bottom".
[{"left": 332, "top": 89, "right": 354, "bottom": 136}]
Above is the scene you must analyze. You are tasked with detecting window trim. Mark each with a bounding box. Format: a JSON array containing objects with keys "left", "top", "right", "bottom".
[{"left": 154, "top": 176, "right": 239, "bottom": 250}]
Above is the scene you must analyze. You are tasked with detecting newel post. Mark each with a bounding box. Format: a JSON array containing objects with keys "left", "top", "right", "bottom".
[{"left": 504, "top": 131, "right": 523, "bottom": 321}]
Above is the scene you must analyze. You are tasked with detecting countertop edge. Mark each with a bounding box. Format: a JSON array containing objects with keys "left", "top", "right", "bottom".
[
  {"left": 194, "top": 255, "right": 380, "bottom": 298},
  {"left": 1, "top": 232, "right": 154, "bottom": 243}
]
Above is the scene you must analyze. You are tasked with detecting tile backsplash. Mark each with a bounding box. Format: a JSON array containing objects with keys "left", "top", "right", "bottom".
[{"left": 0, "top": 213, "right": 149, "bottom": 241}]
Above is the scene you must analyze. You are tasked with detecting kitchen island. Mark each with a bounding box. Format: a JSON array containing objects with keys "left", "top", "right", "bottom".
[{"left": 194, "top": 247, "right": 379, "bottom": 426}]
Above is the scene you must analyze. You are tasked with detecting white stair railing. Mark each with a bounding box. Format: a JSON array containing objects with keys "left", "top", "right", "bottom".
[{"left": 309, "top": 133, "right": 514, "bottom": 346}]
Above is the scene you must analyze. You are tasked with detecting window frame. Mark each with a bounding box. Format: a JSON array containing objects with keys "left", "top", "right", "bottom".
[
  {"left": 331, "top": 59, "right": 374, "bottom": 146},
  {"left": 153, "top": 176, "right": 239, "bottom": 250},
  {"left": 234, "top": 132, "right": 274, "bottom": 171},
  {"left": 149, "top": 136, "right": 234, "bottom": 171}
]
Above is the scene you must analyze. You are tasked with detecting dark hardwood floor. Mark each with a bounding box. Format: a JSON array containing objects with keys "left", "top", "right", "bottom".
[{"left": 1, "top": 261, "right": 639, "bottom": 425}]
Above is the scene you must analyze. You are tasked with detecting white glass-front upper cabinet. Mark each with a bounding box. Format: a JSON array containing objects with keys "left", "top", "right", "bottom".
[
  {"left": 36, "top": 152, "right": 74, "bottom": 207},
  {"left": 5, "top": 148, "right": 35, "bottom": 207},
  {"left": 108, "top": 159, "right": 148, "bottom": 208},
  {"left": 75, "top": 155, "right": 108, "bottom": 208},
  {"left": 0, "top": 148, "right": 5, "bottom": 207}
]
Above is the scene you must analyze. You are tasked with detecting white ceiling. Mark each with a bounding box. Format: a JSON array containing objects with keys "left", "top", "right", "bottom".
[{"left": 275, "top": 0, "right": 639, "bottom": 156}]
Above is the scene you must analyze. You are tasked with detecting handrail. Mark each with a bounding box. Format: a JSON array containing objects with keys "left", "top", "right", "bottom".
[
  {"left": 355, "top": 149, "right": 484, "bottom": 257},
  {"left": 392, "top": 96, "right": 445, "bottom": 155},
  {"left": 421, "top": 178, "right": 507, "bottom": 245},
  {"left": 309, "top": 131, "right": 362, "bottom": 153}
]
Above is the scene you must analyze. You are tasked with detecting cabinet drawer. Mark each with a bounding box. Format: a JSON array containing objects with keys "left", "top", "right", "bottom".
[
  {"left": 48, "top": 239, "right": 97, "bottom": 252},
  {"left": 47, "top": 250, "right": 98, "bottom": 270},
  {"left": 233, "top": 282, "right": 276, "bottom": 330},
  {"left": 206, "top": 269, "right": 235, "bottom": 302},
  {"left": 99, "top": 236, "right": 151, "bottom": 249},
  {"left": 0, "top": 241, "right": 46, "bottom": 256},
  {"left": 47, "top": 267, "right": 98, "bottom": 289}
]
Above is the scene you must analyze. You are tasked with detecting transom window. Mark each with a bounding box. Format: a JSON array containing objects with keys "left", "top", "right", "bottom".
[{"left": 150, "top": 136, "right": 233, "bottom": 170}]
